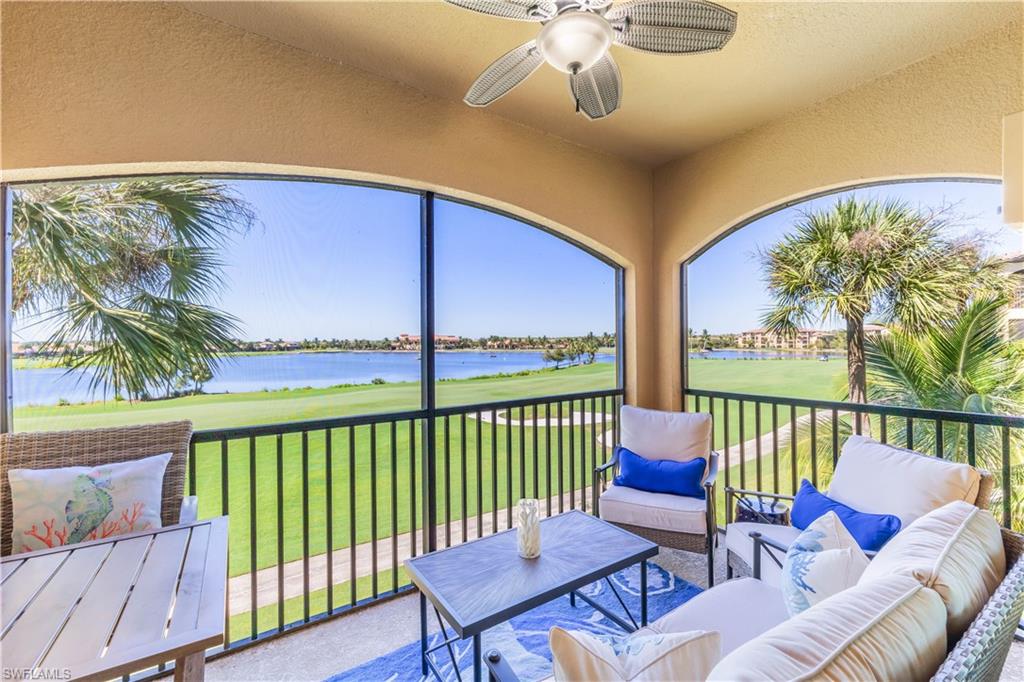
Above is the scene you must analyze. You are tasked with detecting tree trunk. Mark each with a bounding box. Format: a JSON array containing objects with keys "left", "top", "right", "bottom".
[{"left": 846, "top": 315, "right": 867, "bottom": 403}]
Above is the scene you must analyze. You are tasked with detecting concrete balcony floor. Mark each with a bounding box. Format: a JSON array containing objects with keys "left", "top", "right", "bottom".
[{"left": 201, "top": 536, "right": 1024, "bottom": 681}]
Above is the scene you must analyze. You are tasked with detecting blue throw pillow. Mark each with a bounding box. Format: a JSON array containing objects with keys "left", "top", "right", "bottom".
[
  {"left": 613, "top": 446, "right": 706, "bottom": 499},
  {"left": 791, "top": 479, "right": 901, "bottom": 551}
]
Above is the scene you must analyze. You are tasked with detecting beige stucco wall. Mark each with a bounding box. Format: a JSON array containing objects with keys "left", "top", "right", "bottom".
[
  {"left": 0, "top": 1, "right": 657, "bottom": 405},
  {"left": 652, "top": 20, "right": 1024, "bottom": 409},
  {"left": 3, "top": 3, "right": 1022, "bottom": 411}
]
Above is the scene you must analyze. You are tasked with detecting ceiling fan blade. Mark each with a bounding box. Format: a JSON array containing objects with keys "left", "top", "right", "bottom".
[
  {"left": 607, "top": 0, "right": 737, "bottom": 55},
  {"left": 465, "top": 41, "right": 544, "bottom": 107},
  {"left": 443, "top": 0, "right": 556, "bottom": 22},
  {"left": 569, "top": 53, "right": 621, "bottom": 120}
]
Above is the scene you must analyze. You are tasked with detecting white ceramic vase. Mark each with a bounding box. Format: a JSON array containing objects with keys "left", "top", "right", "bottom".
[{"left": 516, "top": 498, "right": 541, "bottom": 559}]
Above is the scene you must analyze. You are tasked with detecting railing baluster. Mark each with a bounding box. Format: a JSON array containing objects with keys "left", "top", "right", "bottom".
[
  {"left": 532, "top": 406, "right": 539, "bottom": 500},
  {"left": 188, "top": 441, "right": 197, "bottom": 497},
  {"left": 443, "top": 415, "right": 451, "bottom": 548},
  {"left": 277, "top": 433, "right": 286, "bottom": 629},
  {"left": 810, "top": 407, "right": 818, "bottom": 488},
  {"left": 723, "top": 398, "right": 731, "bottom": 523},
  {"left": 569, "top": 402, "right": 576, "bottom": 510},
  {"left": 755, "top": 402, "right": 763, "bottom": 491},
  {"left": 390, "top": 421, "right": 398, "bottom": 592},
  {"left": 558, "top": 401, "right": 565, "bottom": 514},
  {"left": 789, "top": 404, "right": 797, "bottom": 495},
  {"left": 1002, "top": 426, "right": 1012, "bottom": 528},
  {"left": 880, "top": 414, "right": 887, "bottom": 444},
  {"left": 348, "top": 426, "right": 356, "bottom": 607},
  {"left": 966, "top": 423, "right": 977, "bottom": 467},
  {"left": 831, "top": 409, "right": 839, "bottom": 469},
  {"left": 855, "top": 409, "right": 862, "bottom": 435},
  {"left": 460, "top": 413, "right": 468, "bottom": 545},
  {"left": 248, "top": 435, "right": 258, "bottom": 639},
  {"left": 370, "top": 425, "right": 378, "bottom": 598},
  {"left": 476, "top": 412, "right": 483, "bottom": 538},
  {"left": 519, "top": 406, "right": 526, "bottom": 505},
  {"left": 935, "top": 419, "right": 944, "bottom": 458},
  {"left": 326, "top": 430, "right": 334, "bottom": 613},
  {"left": 301, "top": 431, "right": 310, "bottom": 621},
  {"left": 906, "top": 418, "right": 914, "bottom": 450},
  {"left": 738, "top": 400, "right": 746, "bottom": 490},
  {"left": 546, "top": 402, "right": 553, "bottom": 517},
  {"left": 695, "top": 395, "right": 701, "bottom": 412},
  {"left": 771, "top": 403, "right": 779, "bottom": 494},
  {"left": 505, "top": 407, "right": 513, "bottom": 529},
  {"left": 590, "top": 397, "right": 598, "bottom": 512},
  {"left": 409, "top": 419, "right": 417, "bottom": 557},
  {"left": 709, "top": 397, "right": 715, "bottom": 450},
  {"left": 491, "top": 409, "right": 498, "bottom": 535}
]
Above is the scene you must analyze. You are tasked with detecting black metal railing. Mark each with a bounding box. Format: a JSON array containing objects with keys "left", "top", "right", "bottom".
[
  {"left": 685, "top": 388, "right": 1024, "bottom": 531},
  {"left": 182, "top": 388, "right": 622, "bottom": 658}
]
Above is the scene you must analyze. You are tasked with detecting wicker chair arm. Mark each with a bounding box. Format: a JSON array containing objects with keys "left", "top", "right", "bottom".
[
  {"left": 484, "top": 649, "right": 521, "bottom": 682},
  {"left": 594, "top": 449, "right": 620, "bottom": 476},
  {"left": 179, "top": 496, "right": 199, "bottom": 523}
]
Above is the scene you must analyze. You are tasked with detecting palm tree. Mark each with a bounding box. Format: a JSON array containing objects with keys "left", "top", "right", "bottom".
[
  {"left": 12, "top": 178, "right": 254, "bottom": 399},
  {"left": 761, "top": 198, "right": 1005, "bottom": 402},
  {"left": 866, "top": 298, "right": 1024, "bottom": 526}
]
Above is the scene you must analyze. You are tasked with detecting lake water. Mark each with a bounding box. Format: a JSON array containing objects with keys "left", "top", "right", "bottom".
[{"left": 13, "top": 351, "right": 615, "bottom": 407}]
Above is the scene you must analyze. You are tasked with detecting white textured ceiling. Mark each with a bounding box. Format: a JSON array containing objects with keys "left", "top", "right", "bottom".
[{"left": 185, "top": 1, "right": 1022, "bottom": 166}]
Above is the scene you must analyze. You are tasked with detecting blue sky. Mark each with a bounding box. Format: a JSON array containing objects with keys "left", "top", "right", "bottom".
[
  {"left": 10, "top": 179, "right": 617, "bottom": 342},
  {"left": 688, "top": 180, "right": 1019, "bottom": 334},
  {"left": 199, "top": 181, "right": 616, "bottom": 340}
]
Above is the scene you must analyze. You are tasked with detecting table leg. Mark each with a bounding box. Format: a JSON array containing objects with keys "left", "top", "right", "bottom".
[
  {"left": 569, "top": 591, "right": 576, "bottom": 607},
  {"left": 473, "top": 634, "right": 482, "bottom": 682},
  {"left": 640, "top": 559, "right": 648, "bottom": 626},
  {"left": 174, "top": 651, "right": 204, "bottom": 682},
  {"left": 420, "top": 591, "right": 428, "bottom": 676}
]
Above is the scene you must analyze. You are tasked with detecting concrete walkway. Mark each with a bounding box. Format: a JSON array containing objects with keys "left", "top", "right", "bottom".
[{"left": 227, "top": 488, "right": 599, "bottom": 615}]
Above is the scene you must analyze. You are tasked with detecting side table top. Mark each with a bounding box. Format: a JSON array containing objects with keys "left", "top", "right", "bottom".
[{"left": 1, "top": 517, "right": 228, "bottom": 681}]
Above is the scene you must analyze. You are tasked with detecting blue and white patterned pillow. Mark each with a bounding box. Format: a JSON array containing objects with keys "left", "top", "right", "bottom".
[{"left": 781, "top": 511, "right": 869, "bottom": 616}]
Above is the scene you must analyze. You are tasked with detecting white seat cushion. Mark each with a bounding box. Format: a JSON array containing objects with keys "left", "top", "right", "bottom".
[
  {"left": 860, "top": 500, "right": 1005, "bottom": 641},
  {"left": 549, "top": 627, "right": 720, "bottom": 682},
  {"left": 599, "top": 484, "right": 706, "bottom": 535},
  {"left": 725, "top": 522, "right": 802, "bottom": 588},
  {"left": 707, "top": 575, "right": 947, "bottom": 681},
  {"left": 828, "top": 435, "right": 980, "bottom": 527},
  {"left": 643, "top": 577, "right": 788, "bottom": 656},
  {"left": 620, "top": 405, "right": 712, "bottom": 472}
]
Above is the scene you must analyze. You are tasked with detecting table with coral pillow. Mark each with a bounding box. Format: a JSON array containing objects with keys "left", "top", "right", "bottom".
[{"left": 0, "top": 516, "right": 227, "bottom": 682}]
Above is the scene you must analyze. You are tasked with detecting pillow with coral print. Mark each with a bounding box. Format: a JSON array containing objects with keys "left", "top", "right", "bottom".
[
  {"left": 9, "top": 452, "right": 171, "bottom": 554},
  {"left": 781, "top": 510, "right": 870, "bottom": 616},
  {"left": 550, "top": 626, "right": 720, "bottom": 681}
]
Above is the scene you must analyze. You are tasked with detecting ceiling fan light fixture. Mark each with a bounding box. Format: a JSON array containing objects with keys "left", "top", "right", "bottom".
[{"left": 537, "top": 11, "right": 613, "bottom": 73}]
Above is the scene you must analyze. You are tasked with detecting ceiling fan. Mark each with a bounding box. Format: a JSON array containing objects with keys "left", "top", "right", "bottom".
[{"left": 444, "top": 0, "right": 737, "bottom": 120}]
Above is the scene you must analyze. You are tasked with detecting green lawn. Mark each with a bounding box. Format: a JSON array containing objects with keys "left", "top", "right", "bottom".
[{"left": 13, "top": 358, "right": 853, "bottom": 625}]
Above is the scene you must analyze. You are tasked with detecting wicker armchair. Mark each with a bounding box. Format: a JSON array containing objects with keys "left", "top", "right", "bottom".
[{"left": 0, "top": 421, "right": 195, "bottom": 557}]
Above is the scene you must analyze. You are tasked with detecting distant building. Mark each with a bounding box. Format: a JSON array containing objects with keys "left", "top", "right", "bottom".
[
  {"left": 395, "top": 334, "right": 461, "bottom": 350},
  {"left": 736, "top": 328, "right": 836, "bottom": 350}
]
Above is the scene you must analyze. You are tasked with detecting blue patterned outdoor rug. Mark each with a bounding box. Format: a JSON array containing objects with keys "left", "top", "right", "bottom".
[{"left": 326, "top": 562, "right": 702, "bottom": 682}]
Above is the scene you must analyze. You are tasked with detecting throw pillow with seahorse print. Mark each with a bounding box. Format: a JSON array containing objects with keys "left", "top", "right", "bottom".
[{"left": 8, "top": 452, "right": 171, "bottom": 553}]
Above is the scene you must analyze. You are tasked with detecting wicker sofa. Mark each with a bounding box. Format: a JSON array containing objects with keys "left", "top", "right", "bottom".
[{"left": 485, "top": 515, "right": 1024, "bottom": 682}]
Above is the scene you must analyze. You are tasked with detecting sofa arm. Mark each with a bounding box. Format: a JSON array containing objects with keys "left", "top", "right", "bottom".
[
  {"left": 484, "top": 650, "right": 521, "bottom": 682},
  {"left": 703, "top": 451, "right": 720, "bottom": 489},
  {"left": 593, "top": 449, "right": 620, "bottom": 515},
  {"left": 179, "top": 495, "right": 199, "bottom": 524}
]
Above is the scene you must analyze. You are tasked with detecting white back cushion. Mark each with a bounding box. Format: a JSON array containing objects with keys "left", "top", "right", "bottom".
[
  {"left": 707, "top": 575, "right": 947, "bottom": 682},
  {"left": 550, "top": 627, "right": 720, "bottom": 682},
  {"left": 828, "top": 435, "right": 980, "bottom": 527},
  {"left": 620, "top": 405, "right": 711, "bottom": 464},
  {"left": 860, "top": 500, "right": 1005, "bottom": 641}
]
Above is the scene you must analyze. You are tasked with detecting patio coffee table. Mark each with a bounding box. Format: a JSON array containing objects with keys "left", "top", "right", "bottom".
[{"left": 405, "top": 510, "right": 658, "bottom": 682}]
